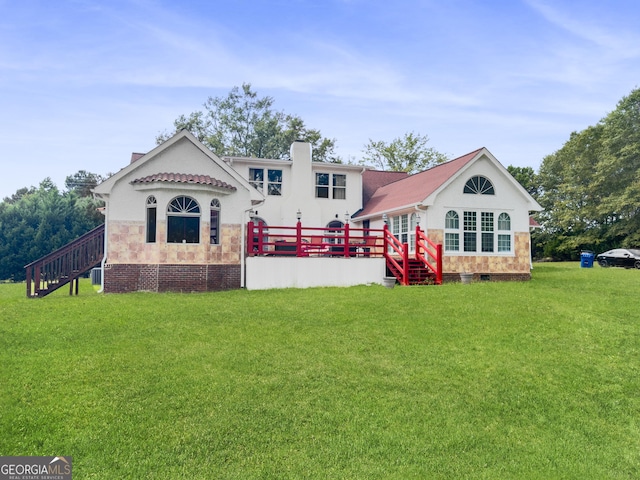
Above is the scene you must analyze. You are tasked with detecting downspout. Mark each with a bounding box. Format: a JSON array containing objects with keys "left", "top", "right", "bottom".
[{"left": 96, "top": 199, "right": 107, "bottom": 293}]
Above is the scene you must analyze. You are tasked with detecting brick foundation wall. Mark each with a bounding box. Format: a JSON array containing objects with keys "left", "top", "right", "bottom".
[
  {"left": 442, "top": 272, "right": 532, "bottom": 283},
  {"left": 104, "top": 264, "right": 241, "bottom": 293}
]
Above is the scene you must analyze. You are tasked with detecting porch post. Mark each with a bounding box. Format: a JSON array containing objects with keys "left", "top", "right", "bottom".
[
  {"left": 436, "top": 243, "right": 443, "bottom": 285},
  {"left": 344, "top": 223, "right": 350, "bottom": 258},
  {"left": 247, "top": 221, "right": 255, "bottom": 256},
  {"left": 296, "top": 219, "right": 303, "bottom": 257}
]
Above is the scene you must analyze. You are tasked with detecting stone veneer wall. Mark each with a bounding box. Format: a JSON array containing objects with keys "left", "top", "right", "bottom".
[
  {"left": 428, "top": 229, "right": 532, "bottom": 281},
  {"left": 106, "top": 221, "right": 242, "bottom": 264},
  {"left": 103, "top": 221, "right": 242, "bottom": 293}
]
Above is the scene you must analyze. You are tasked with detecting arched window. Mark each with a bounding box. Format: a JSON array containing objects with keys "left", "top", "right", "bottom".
[
  {"left": 146, "top": 196, "right": 157, "bottom": 243},
  {"left": 167, "top": 196, "right": 200, "bottom": 243},
  {"left": 445, "top": 210, "right": 459, "bottom": 252},
  {"left": 497, "top": 213, "right": 511, "bottom": 252},
  {"left": 464, "top": 176, "right": 494, "bottom": 195},
  {"left": 210, "top": 199, "right": 220, "bottom": 245}
]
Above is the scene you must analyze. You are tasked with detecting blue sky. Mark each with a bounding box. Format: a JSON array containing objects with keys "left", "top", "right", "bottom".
[{"left": 1, "top": 0, "right": 639, "bottom": 199}]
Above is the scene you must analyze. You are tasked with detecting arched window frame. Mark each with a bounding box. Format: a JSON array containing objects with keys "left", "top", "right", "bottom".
[
  {"left": 167, "top": 196, "right": 201, "bottom": 244},
  {"left": 497, "top": 212, "right": 512, "bottom": 252},
  {"left": 146, "top": 195, "right": 157, "bottom": 243},
  {"left": 210, "top": 199, "right": 221, "bottom": 245},
  {"left": 464, "top": 176, "right": 495, "bottom": 195},
  {"left": 444, "top": 210, "right": 459, "bottom": 252}
]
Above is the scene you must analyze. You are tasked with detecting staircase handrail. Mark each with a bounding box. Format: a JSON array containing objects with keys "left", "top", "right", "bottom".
[
  {"left": 24, "top": 223, "right": 105, "bottom": 268},
  {"left": 383, "top": 225, "right": 409, "bottom": 285},
  {"left": 25, "top": 223, "right": 105, "bottom": 298},
  {"left": 415, "top": 227, "right": 443, "bottom": 285}
]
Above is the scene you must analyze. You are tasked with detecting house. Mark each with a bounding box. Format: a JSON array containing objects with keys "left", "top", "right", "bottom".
[
  {"left": 87, "top": 129, "right": 541, "bottom": 293},
  {"left": 353, "top": 148, "right": 542, "bottom": 281}
]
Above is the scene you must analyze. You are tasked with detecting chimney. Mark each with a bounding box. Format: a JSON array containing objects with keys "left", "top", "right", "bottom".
[{"left": 130, "top": 152, "right": 145, "bottom": 164}]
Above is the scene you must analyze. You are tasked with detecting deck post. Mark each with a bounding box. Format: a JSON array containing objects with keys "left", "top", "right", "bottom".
[
  {"left": 296, "top": 219, "right": 303, "bottom": 257},
  {"left": 436, "top": 243, "right": 443, "bottom": 285},
  {"left": 344, "top": 223, "right": 350, "bottom": 258}
]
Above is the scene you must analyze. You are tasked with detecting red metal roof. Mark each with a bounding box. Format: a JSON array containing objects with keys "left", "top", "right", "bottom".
[
  {"left": 131, "top": 173, "right": 237, "bottom": 190},
  {"left": 356, "top": 148, "right": 483, "bottom": 217},
  {"left": 362, "top": 170, "right": 409, "bottom": 206}
]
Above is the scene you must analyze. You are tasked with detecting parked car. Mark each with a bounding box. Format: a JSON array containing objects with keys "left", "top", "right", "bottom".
[{"left": 596, "top": 248, "right": 640, "bottom": 269}]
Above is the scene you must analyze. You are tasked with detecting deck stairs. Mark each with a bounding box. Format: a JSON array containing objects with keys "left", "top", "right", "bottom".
[
  {"left": 387, "top": 258, "right": 438, "bottom": 285},
  {"left": 383, "top": 226, "right": 443, "bottom": 286},
  {"left": 24, "top": 224, "right": 105, "bottom": 298}
]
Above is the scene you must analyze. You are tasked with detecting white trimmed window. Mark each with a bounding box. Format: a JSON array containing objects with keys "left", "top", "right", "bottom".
[
  {"left": 249, "top": 168, "right": 282, "bottom": 196},
  {"left": 391, "top": 214, "right": 409, "bottom": 245},
  {"left": 210, "top": 199, "right": 221, "bottom": 245},
  {"left": 463, "top": 211, "right": 477, "bottom": 252},
  {"left": 316, "top": 173, "right": 347, "bottom": 199},
  {"left": 333, "top": 174, "right": 346, "bottom": 199},
  {"left": 498, "top": 213, "right": 512, "bottom": 252},
  {"left": 167, "top": 196, "right": 200, "bottom": 243},
  {"left": 447, "top": 210, "right": 512, "bottom": 253},
  {"left": 481, "top": 212, "right": 494, "bottom": 252},
  {"left": 409, "top": 213, "right": 418, "bottom": 252},
  {"left": 445, "top": 210, "right": 459, "bottom": 252},
  {"left": 464, "top": 176, "right": 495, "bottom": 195},
  {"left": 146, "top": 195, "right": 157, "bottom": 243}
]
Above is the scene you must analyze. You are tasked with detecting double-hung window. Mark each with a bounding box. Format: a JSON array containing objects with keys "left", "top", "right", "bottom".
[
  {"left": 447, "top": 209, "right": 512, "bottom": 253},
  {"left": 249, "top": 168, "right": 282, "bottom": 196},
  {"left": 445, "top": 210, "right": 459, "bottom": 252},
  {"left": 463, "top": 211, "right": 477, "bottom": 252},
  {"left": 498, "top": 213, "right": 511, "bottom": 252},
  {"left": 316, "top": 173, "right": 346, "bottom": 199},
  {"left": 481, "top": 212, "right": 494, "bottom": 252}
]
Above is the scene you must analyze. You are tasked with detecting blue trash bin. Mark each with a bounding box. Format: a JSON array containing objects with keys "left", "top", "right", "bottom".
[{"left": 580, "top": 251, "right": 595, "bottom": 268}]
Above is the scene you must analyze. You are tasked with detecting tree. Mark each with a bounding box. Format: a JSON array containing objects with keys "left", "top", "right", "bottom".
[
  {"left": 507, "top": 165, "right": 540, "bottom": 198},
  {"left": 536, "top": 87, "right": 640, "bottom": 259},
  {"left": 361, "top": 132, "right": 448, "bottom": 173},
  {"left": 65, "top": 170, "right": 105, "bottom": 198},
  {"left": 157, "top": 83, "right": 341, "bottom": 163},
  {"left": 0, "top": 177, "right": 105, "bottom": 281}
]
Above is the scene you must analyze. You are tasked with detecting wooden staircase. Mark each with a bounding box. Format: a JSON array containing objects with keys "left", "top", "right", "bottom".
[
  {"left": 24, "top": 224, "right": 105, "bottom": 298},
  {"left": 384, "top": 225, "right": 443, "bottom": 286}
]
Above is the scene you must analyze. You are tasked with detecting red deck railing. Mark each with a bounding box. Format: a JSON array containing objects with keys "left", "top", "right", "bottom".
[
  {"left": 247, "top": 221, "right": 385, "bottom": 257},
  {"left": 25, "top": 224, "right": 105, "bottom": 298},
  {"left": 247, "top": 221, "right": 442, "bottom": 285}
]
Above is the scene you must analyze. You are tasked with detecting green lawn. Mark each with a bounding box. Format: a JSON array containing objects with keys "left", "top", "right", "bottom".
[{"left": 1, "top": 263, "right": 639, "bottom": 479}]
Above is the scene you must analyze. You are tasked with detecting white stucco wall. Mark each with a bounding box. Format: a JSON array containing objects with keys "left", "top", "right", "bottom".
[
  {"left": 426, "top": 155, "right": 534, "bottom": 232},
  {"left": 245, "top": 257, "right": 386, "bottom": 290},
  {"left": 227, "top": 142, "right": 364, "bottom": 228}
]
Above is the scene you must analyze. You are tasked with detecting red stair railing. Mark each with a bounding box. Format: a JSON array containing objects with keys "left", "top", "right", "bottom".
[{"left": 415, "top": 226, "right": 443, "bottom": 285}]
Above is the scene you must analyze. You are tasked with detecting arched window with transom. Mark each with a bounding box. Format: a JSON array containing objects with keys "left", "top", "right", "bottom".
[
  {"left": 497, "top": 212, "right": 512, "bottom": 252},
  {"left": 444, "top": 210, "right": 459, "bottom": 251},
  {"left": 464, "top": 176, "right": 495, "bottom": 195},
  {"left": 210, "top": 199, "right": 221, "bottom": 245},
  {"left": 167, "top": 196, "right": 200, "bottom": 243},
  {"left": 146, "top": 195, "right": 157, "bottom": 243}
]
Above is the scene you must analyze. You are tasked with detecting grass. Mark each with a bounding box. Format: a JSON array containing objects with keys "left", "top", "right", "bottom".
[{"left": 1, "top": 263, "right": 639, "bottom": 479}]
